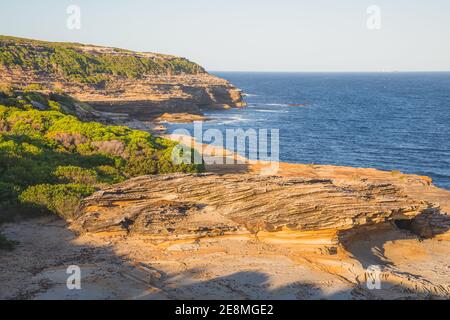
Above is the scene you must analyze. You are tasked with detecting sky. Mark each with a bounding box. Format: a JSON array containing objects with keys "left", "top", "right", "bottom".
[{"left": 1, "top": 0, "right": 449, "bottom": 72}]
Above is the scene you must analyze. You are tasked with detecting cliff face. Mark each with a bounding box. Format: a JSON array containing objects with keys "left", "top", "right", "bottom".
[
  {"left": 0, "top": 35, "right": 245, "bottom": 121},
  {"left": 81, "top": 74, "right": 246, "bottom": 122}
]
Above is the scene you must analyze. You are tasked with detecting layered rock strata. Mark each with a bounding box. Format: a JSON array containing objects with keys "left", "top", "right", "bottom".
[{"left": 74, "top": 173, "right": 447, "bottom": 245}]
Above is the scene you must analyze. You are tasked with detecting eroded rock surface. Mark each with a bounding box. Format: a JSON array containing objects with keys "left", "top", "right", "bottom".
[
  {"left": 3, "top": 170, "right": 450, "bottom": 300},
  {"left": 83, "top": 74, "right": 246, "bottom": 120},
  {"left": 74, "top": 173, "right": 446, "bottom": 244}
]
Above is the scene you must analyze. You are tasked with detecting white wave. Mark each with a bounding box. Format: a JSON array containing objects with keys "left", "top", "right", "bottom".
[
  {"left": 266, "top": 103, "right": 289, "bottom": 107},
  {"left": 212, "top": 115, "right": 264, "bottom": 125},
  {"left": 210, "top": 116, "right": 245, "bottom": 125},
  {"left": 247, "top": 103, "right": 267, "bottom": 108},
  {"left": 252, "top": 109, "right": 288, "bottom": 113}
]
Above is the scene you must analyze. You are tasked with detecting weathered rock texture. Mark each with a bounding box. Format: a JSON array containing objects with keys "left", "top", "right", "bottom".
[
  {"left": 84, "top": 74, "right": 245, "bottom": 122},
  {"left": 65, "top": 170, "right": 450, "bottom": 299},
  {"left": 74, "top": 173, "right": 447, "bottom": 244},
  {"left": 2, "top": 169, "right": 449, "bottom": 299}
]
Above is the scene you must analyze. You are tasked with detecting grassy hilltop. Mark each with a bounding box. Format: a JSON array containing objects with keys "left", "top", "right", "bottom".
[{"left": 0, "top": 35, "right": 205, "bottom": 85}]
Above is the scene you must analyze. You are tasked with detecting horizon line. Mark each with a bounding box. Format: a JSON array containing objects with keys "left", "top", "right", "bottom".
[{"left": 208, "top": 70, "right": 450, "bottom": 73}]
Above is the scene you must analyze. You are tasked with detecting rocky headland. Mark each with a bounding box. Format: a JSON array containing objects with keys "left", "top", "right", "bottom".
[{"left": 0, "top": 35, "right": 245, "bottom": 125}]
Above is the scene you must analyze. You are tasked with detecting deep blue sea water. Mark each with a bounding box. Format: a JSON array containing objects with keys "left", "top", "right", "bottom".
[{"left": 168, "top": 72, "right": 450, "bottom": 190}]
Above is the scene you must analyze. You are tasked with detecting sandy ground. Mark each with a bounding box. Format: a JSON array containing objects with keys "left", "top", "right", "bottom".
[{"left": 1, "top": 215, "right": 449, "bottom": 300}]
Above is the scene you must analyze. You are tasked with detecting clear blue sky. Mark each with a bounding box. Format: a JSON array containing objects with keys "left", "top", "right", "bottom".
[{"left": 1, "top": 0, "right": 449, "bottom": 71}]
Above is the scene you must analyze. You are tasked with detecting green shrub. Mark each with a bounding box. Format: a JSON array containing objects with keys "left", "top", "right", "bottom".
[
  {"left": 0, "top": 233, "right": 18, "bottom": 251},
  {"left": 0, "top": 90, "right": 204, "bottom": 221},
  {"left": 23, "top": 83, "right": 44, "bottom": 92},
  {"left": 95, "top": 165, "right": 125, "bottom": 184},
  {"left": 48, "top": 100, "right": 61, "bottom": 111},
  {"left": 54, "top": 165, "right": 99, "bottom": 184},
  {"left": 0, "top": 182, "right": 19, "bottom": 206},
  {"left": 19, "top": 184, "right": 95, "bottom": 219}
]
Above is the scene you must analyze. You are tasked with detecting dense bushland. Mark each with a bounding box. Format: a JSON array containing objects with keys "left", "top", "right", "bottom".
[{"left": 0, "top": 90, "right": 203, "bottom": 227}]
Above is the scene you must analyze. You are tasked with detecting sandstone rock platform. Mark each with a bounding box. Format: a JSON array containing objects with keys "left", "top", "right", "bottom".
[{"left": 74, "top": 173, "right": 445, "bottom": 242}]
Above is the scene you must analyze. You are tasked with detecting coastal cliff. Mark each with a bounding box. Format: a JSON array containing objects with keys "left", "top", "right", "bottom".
[{"left": 0, "top": 35, "right": 245, "bottom": 123}]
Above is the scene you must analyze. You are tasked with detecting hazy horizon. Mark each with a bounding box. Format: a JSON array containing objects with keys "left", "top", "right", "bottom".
[{"left": 1, "top": 0, "right": 449, "bottom": 72}]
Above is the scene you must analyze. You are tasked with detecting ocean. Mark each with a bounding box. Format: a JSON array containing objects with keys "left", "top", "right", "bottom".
[{"left": 167, "top": 72, "right": 450, "bottom": 190}]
